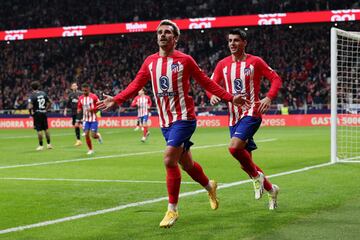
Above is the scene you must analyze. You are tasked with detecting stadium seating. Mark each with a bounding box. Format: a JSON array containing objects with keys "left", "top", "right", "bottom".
[
  {"left": 0, "top": 1, "right": 359, "bottom": 112},
  {"left": 1, "top": 0, "right": 358, "bottom": 30}
]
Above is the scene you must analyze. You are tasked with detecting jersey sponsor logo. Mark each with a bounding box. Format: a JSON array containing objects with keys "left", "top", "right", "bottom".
[
  {"left": 4, "top": 30, "right": 27, "bottom": 41},
  {"left": 258, "top": 13, "right": 286, "bottom": 25},
  {"left": 244, "top": 67, "right": 251, "bottom": 76},
  {"left": 188, "top": 17, "right": 216, "bottom": 29},
  {"left": 330, "top": 9, "right": 360, "bottom": 22},
  {"left": 233, "top": 79, "right": 243, "bottom": 93},
  {"left": 159, "top": 76, "right": 170, "bottom": 91},
  {"left": 62, "top": 26, "right": 86, "bottom": 37},
  {"left": 157, "top": 91, "right": 178, "bottom": 97}
]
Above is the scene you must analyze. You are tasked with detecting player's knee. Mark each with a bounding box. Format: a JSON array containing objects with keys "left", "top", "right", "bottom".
[
  {"left": 163, "top": 146, "right": 183, "bottom": 167},
  {"left": 229, "top": 138, "right": 246, "bottom": 150},
  {"left": 163, "top": 152, "right": 177, "bottom": 167},
  {"left": 228, "top": 146, "right": 246, "bottom": 157},
  {"left": 179, "top": 160, "right": 194, "bottom": 172},
  {"left": 163, "top": 156, "right": 177, "bottom": 167},
  {"left": 228, "top": 147, "right": 237, "bottom": 157}
]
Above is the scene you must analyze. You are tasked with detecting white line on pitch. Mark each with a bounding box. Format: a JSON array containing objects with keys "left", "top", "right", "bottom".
[
  {"left": 338, "top": 160, "right": 360, "bottom": 163},
  {"left": 0, "top": 133, "right": 73, "bottom": 139},
  {"left": 0, "top": 161, "right": 333, "bottom": 235},
  {"left": 0, "top": 138, "right": 277, "bottom": 170},
  {"left": 0, "top": 130, "right": 121, "bottom": 139},
  {"left": 0, "top": 177, "right": 198, "bottom": 184}
]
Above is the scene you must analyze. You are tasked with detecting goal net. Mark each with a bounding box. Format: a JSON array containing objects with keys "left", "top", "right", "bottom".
[{"left": 331, "top": 28, "right": 360, "bottom": 163}]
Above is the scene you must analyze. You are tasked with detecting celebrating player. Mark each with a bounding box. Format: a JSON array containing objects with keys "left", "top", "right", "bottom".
[
  {"left": 98, "top": 20, "right": 249, "bottom": 228},
  {"left": 207, "top": 29, "right": 282, "bottom": 210},
  {"left": 28, "top": 81, "right": 53, "bottom": 151},
  {"left": 130, "top": 88, "right": 152, "bottom": 142},
  {"left": 77, "top": 83, "right": 103, "bottom": 155},
  {"left": 64, "top": 82, "right": 82, "bottom": 146}
]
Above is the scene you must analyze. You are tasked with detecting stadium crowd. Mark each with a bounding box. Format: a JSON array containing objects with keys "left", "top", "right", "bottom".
[
  {"left": 1, "top": 0, "right": 359, "bottom": 30},
  {"left": 1, "top": 0, "right": 359, "bottom": 113},
  {"left": 3, "top": 22, "right": 359, "bottom": 113}
]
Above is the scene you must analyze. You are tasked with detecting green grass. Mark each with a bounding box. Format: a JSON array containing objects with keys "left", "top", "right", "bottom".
[{"left": 0, "top": 126, "right": 359, "bottom": 240}]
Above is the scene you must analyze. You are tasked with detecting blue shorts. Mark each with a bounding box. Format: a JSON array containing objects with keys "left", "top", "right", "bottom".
[
  {"left": 138, "top": 115, "right": 148, "bottom": 124},
  {"left": 229, "top": 116, "right": 262, "bottom": 152},
  {"left": 84, "top": 121, "right": 99, "bottom": 132},
  {"left": 161, "top": 120, "right": 196, "bottom": 151}
]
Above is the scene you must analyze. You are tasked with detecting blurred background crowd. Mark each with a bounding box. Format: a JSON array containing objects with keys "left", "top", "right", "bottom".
[{"left": 0, "top": 0, "right": 359, "bottom": 114}]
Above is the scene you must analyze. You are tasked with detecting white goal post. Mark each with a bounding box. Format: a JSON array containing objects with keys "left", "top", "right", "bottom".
[{"left": 331, "top": 28, "right": 360, "bottom": 163}]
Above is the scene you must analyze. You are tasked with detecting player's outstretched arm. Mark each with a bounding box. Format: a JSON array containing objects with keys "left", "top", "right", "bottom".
[
  {"left": 97, "top": 94, "right": 115, "bottom": 111},
  {"left": 188, "top": 56, "right": 233, "bottom": 102},
  {"left": 210, "top": 95, "right": 221, "bottom": 105},
  {"left": 206, "top": 61, "right": 224, "bottom": 104},
  {"left": 188, "top": 56, "right": 250, "bottom": 108}
]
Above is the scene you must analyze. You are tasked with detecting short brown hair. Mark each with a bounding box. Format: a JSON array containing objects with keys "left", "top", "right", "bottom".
[
  {"left": 229, "top": 29, "right": 247, "bottom": 41},
  {"left": 31, "top": 81, "right": 40, "bottom": 90},
  {"left": 157, "top": 19, "right": 180, "bottom": 38}
]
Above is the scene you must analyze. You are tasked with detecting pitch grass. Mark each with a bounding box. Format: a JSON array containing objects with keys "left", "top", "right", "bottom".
[{"left": 0, "top": 126, "right": 359, "bottom": 240}]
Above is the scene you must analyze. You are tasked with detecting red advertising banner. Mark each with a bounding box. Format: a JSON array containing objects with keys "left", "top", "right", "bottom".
[
  {"left": 0, "top": 114, "right": 359, "bottom": 129},
  {"left": 1, "top": 9, "right": 359, "bottom": 41}
]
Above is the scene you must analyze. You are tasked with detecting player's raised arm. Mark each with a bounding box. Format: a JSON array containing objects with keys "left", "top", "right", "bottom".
[
  {"left": 97, "top": 60, "right": 151, "bottom": 110},
  {"left": 257, "top": 57, "right": 282, "bottom": 114},
  {"left": 187, "top": 56, "right": 249, "bottom": 107}
]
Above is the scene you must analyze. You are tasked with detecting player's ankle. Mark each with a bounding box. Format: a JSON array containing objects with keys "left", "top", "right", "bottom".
[
  {"left": 168, "top": 203, "right": 178, "bottom": 212},
  {"left": 205, "top": 182, "right": 212, "bottom": 191}
]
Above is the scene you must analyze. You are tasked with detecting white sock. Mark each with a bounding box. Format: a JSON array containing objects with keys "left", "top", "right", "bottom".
[
  {"left": 205, "top": 182, "right": 212, "bottom": 191},
  {"left": 168, "top": 203, "right": 178, "bottom": 212},
  {"left": 253, "top": 171, "right": 262, "bottom": 179}
]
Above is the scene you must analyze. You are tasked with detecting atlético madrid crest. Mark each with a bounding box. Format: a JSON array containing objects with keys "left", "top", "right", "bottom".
[
  {"left": 244, "top": 67, "right": 251, "bottom": 76},
  {"left": 171, "top": 62, "right": 180, "bottom": 73}
]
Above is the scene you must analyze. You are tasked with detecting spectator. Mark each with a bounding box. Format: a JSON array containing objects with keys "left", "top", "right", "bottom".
[{"left": 0, "top": 22, "right": 359, "bottom": 112}]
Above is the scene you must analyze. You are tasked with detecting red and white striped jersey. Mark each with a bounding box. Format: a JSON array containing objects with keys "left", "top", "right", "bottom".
[
  {"left": 114, "top": 50, "right": 233, "bottom": 127},
  {"left": 208, "top": 54, "right": 282, "bottom": 126},
  {"left": 77, "top": 93, "right": 99, "bottom": 122},
  {"left": 131, "top": 95, "right": 152, "bottom": 117}
]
